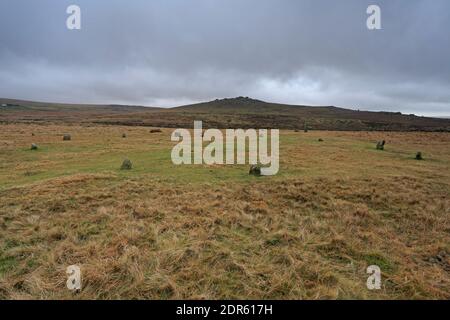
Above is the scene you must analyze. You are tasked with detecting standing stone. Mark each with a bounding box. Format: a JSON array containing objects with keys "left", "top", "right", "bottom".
[
  {"left": 376, "top": 140, "right": 385, "bottom": 150},
  {"left": 249, "top": 165, "right": 261, "bottom": 176},
  {"left": 121, "top": 159, "right": 133, "bottom": 170}
]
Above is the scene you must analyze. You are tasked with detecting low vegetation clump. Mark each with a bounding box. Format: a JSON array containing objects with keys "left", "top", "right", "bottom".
[{"left": 150, "top": 129, "right": 162, "bottom": 133}]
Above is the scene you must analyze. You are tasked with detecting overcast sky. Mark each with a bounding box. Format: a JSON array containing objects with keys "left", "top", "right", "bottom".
[{"left": 0, "top": 0, "right": 449, "bottom": 116}]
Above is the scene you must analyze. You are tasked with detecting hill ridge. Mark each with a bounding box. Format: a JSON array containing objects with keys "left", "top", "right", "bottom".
[{"left": 1, "top": 97, "right": 450, "bottom": 131}]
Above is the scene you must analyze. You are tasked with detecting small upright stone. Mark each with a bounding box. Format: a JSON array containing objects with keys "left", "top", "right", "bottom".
[
  {"left": 121, "top": 159, "right": 133, "bottom": 170},
  {"left": 249, "top": 165, "right": 261, "bottom": 176},
  {"left": 376, "top": 140, "right": 385, "bottom": 150}
]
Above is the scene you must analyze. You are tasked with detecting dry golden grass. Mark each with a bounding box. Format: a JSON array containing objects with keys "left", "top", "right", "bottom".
[{"left": 0, "top": 124, "right": 449, "bottom": 299}]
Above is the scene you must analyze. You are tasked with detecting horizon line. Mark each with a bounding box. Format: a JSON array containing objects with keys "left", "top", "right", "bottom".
[{"left": 1, "top": 96, "right": 449, "bottom": 119}]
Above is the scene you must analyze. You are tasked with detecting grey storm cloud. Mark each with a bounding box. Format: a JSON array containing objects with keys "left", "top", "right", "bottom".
[{"left": 0, "top": 0, "right": 449, "bottom": 116}]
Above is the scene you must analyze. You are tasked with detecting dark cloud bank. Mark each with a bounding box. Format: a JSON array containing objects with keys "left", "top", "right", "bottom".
[{"left": 0, "top": 0, "right": 449, "bottom": 116}]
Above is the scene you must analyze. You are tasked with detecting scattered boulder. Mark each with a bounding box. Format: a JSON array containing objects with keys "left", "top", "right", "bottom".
[
  {"left": 376, "top": 140, "right": 385, "bottom": 150},
  {"left": 120, "top": 159, "right": 133, "bottom": 170},
  {"left": 416, "top": 152, "right": 423, "bottom": 160},
  {"left": 150, "top": 129, "right": 162, "bottom": 133},
  {"left": 31, "top": 143, "right": 38, "bottom": 150},
  {"left": 249, "top": 165, "right": 261, "bottom": 176},
  {"left": 63, "top": 134, "right": 71, "bottom": 141}
]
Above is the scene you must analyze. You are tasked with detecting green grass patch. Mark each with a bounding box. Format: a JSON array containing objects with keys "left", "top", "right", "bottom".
[
  {"left": 361, "top": 253, "right": 396, "bottom": 273},
  {"left": 0, "top": 255, "right": 18, "bottom": 276}
]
